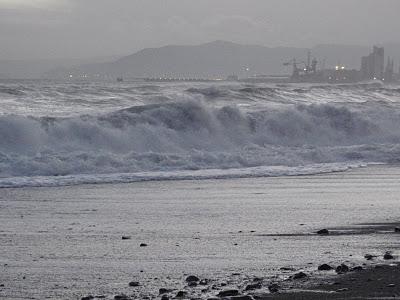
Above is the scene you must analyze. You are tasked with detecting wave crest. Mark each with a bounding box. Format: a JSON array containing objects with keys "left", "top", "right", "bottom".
[{"left": 0, "top": 97, "right": 399, "bottom": 183}]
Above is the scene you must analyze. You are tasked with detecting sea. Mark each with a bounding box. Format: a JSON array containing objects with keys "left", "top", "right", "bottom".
[
  {"left": 1, "top": 79, "right": 400, "bottom": 187},
  {"left": 1, "top": 79, "right": 400, "bottom": 299}
]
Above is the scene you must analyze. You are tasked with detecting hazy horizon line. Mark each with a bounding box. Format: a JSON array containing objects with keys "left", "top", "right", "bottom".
[{"left": 2, "top": 40, "right": 399, "bottom": 63}]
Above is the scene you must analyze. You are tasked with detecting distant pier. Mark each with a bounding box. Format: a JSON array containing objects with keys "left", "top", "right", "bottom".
[{"left": 143, "top": 77, "right": 223, "bottom": 82}]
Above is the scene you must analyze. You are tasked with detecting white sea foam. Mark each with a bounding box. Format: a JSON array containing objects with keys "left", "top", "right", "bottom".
[
  {"left": 0, "top": 163, "right": 365, "bottom": 188},
  {"left": 0, "top": 80, "right": 399, "bottom": 187}
]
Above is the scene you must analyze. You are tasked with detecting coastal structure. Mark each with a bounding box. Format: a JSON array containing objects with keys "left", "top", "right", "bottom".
[
  {"left": 361, "top": 46, "right": 385, "bottom": 80},
  {"left": 281, "top": 45, "right": 398, "bottom": 83},
  {"left": 384, "top": 58, "right": 395, "bottom": 82}
]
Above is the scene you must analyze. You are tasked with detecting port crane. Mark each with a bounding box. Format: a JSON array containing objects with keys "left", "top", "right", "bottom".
[{"left": 283, "top": 51, "right": 318, "bottom": 79}]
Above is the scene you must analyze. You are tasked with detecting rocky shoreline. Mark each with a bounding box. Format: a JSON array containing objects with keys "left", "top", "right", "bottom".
[
  {"left": 79, "top": 232, "right": 400, "bottom": 300},
  {"left": 79, "top": 223, "right": 400, "bottom": 300}
]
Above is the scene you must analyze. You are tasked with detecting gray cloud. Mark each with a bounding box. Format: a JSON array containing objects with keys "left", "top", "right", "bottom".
[{"left": 0, "top": 0, "right": 399, "bottom": 60}]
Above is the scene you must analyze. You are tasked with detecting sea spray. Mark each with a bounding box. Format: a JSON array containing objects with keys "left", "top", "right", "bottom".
[{"left": 1, "top": 80, "right": 400, "bottom": 187}]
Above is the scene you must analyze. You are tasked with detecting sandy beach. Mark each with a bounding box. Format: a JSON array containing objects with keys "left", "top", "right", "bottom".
[
  {"left": 1, "top": 1, "right": 400, "bottom": 298},
  {"left": 0, "top": 165, "right": 399, "bottom": 299}
]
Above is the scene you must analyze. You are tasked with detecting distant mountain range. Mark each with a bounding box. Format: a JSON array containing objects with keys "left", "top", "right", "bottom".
[
  {"left": 0, "top": 56, "right": 121, "bottom": 79},
  {"left": 1, "top": 41, "right": 399, "bottom": 79}
]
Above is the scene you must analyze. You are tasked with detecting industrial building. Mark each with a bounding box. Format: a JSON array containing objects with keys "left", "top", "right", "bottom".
[{"left": 280, "top": 45, "right": 398, "bottom": 83}]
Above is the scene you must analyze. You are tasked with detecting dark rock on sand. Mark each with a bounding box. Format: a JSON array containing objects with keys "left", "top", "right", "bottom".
[
  {"left": 186, "top": 275, "right": 200, "bottom": 282},
  {"left": 159, "top": 288, "right": 170, "bottom": 294},
  {"left": 336, "top": 264, "right": 350, "bottom": 273},
  {"left": 268, "top": 283, "right": 280, "bottom": 293},
  {"left": 81, "top": 296, "right": 94, "bottom": 300},
  {"left": 317, "top": 229, "right": 329, "bottom": 235},
  {"left": 280, "top": 267, "right": 296, "bottom": 271},
  {"left": 176, "top": 291, "right": 188, "bottom": 298},
  {"left": 114, "top": 295, "right": 130, "bottom": 300},
  {"left": 292, "top": 272, "right": 308, "bottom": 279},
  {"left": 262, "top": 263, "right": 400, "bottom": 299},
  {"left": 229, "top": 296, "right": 253, "bottom": 300},
  {"left": 217, "top": 289, "right": 239, "bottom": 297},
  {"left": 121, "top": 236, "right": 131, "bottom": 240},
  {"left": 364, "top": 254, "right": 376, "bottom": 260},
  {"left": 384, "top": 252, "right": 394, "bottom": 260},
  {"left": 351, "top": 266, "right": 364, "bottom": 271},
  {"left": 139, "top": 243, "right": 148, "bottom": 247},
  {"left": 318, "top": 264, "right": 333, "bottom": 271},
  {"left": 128, "top": 281, "right": 140, "bottom": 287},
  {"left": 245, "top": 282, "right": 262, "bottom": 290}
]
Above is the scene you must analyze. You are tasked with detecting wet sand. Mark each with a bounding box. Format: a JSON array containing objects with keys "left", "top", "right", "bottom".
[
  {"left": 1, "top": 165, "right": 400, "bottom": 299},
  {"left": 257, "top": 263, "right": 400, "bottom": 300}
]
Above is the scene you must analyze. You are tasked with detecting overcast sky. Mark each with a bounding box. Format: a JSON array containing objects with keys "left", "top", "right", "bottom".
[{"left": 0, "top": 0, "right": 399, "bottom": 60}]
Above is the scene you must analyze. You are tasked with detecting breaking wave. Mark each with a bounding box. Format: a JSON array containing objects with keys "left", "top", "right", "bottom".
[{"left": 1, "top": 89, "right": 400, "bottom": 188}]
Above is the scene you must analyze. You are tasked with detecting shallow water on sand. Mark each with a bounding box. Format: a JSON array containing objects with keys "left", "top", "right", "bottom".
[{"left": 1, "top": 165, "right": 400, "bottom": 299}]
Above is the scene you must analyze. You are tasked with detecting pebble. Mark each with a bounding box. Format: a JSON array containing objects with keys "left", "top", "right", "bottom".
[
  {"left": 159, "top": 288, "right": 170, "bottom": 295},
  {"left": 217, "top": 289, "right": 239, "bottom": 297},
  {"left": 128, "top": 281, "right": 140, "bottom": 287},
  {"left": 318, "top": 264, "right": 333, "bottom": 271},
  {"left": 336, "top": 264, "right": 350, "bottom": 273},
  {"left": 280, "top": 267, "right": 296, "bottom": 271},
  {"left": 292, "top": 272, "right": 307, "bottom": 279},
  {"left": 364, "top": 254, "right": 375, "bottom": 260},
  {"left": 139, "top": 243, "right": 148, "bottom": 247},
  {"left": 114, "top": 295, "right": 130, "bottom": 300},
  {"left": 351, "top": 266, "right": 363, "bottom": 272},
  {"left": 186, "top": 275, "right": 200, "bottom": 282},
  {"left": 229, "top": 296, "right": 253, "bottom": 300},
  {"left": 121, "top": 236, "right": 131, "bottom": 240},
  {"left": 384, "top": 252, "right": 394, "bottom": 260},
  {"left": 268, "top": 283, "right": 280, "bottom": 293},
  {"left": 176, "top": 291, "right": 188, "bottom": 298},
  {"left": 245, "top": 282, "right": 261, "bottom": 290}
]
